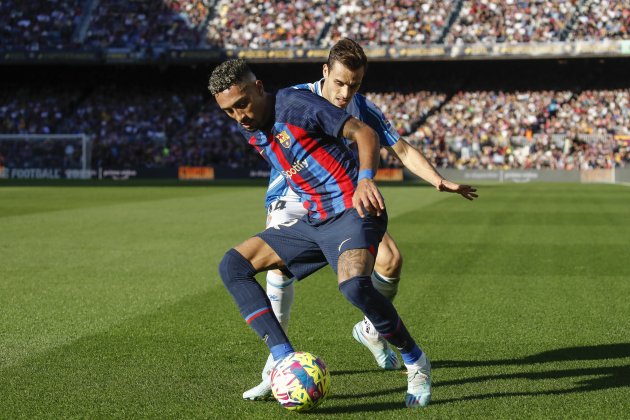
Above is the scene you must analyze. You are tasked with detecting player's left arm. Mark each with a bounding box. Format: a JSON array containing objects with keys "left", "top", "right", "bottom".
[
  {"left": 343, "top": 117, "right": 385, "bottom": 217},
  {"left": 387, "top": 139, "right": 478, "bottom": 201}
]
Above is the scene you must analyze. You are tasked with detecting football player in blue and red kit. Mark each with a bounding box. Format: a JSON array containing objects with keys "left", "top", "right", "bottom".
[
  {"left": 246, "top": 40, "right": 478, "bottom": 402},
  {"left": 211, "top": 58, "right": 432, "bottom": 408}
]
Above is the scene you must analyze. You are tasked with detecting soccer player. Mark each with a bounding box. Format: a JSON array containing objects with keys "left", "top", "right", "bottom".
[
  {"left": 245, "top": 39, "right": 478, "bottom": 401},
  {"left": 211, "top": 58, "right": 432, "bottom": 408}
]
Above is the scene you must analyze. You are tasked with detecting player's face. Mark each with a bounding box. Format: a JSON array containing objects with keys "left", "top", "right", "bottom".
[
  {"left": 322, "top": 61, "right": 365, "bottom": 109},
  {"left": 215, "top": 80, "right": 268, "bottom": 131}
]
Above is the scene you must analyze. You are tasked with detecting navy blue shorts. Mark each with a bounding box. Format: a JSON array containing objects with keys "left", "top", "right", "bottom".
[{"left": 257, "top": 208, "right": 388, "bottom": 280}]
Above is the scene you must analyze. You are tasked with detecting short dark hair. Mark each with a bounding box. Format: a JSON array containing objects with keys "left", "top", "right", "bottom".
[
  {"left": 208, "top": 59, "right": 256, "bottom": 95},
  {"left": 327, "top": 38, "right": 368, "bottom": 72}
]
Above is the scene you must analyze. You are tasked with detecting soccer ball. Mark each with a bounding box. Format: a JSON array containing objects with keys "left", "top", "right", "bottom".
[{"left": 270, "top": 351, "right": 331, "bottom": 411}]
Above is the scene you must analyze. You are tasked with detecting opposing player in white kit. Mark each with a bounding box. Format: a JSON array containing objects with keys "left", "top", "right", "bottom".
[{"left": 244, "top": 39, "right": 478, "bottom": 401}]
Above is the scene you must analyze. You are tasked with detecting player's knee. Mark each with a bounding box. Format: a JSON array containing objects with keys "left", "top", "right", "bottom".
[
  {"left": 218, "top": 249, "right": 257, "bottom": 287},
  {"left": 375, "top": 245, "right": 403, "bottom": 277},
  {"left": 338, "top": 276, "right": 377, "bottom": 310}
]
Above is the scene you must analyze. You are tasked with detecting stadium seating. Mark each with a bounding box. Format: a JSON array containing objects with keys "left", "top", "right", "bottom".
[
  {"left": 567, "top": 0, "right": 630, "bottom": 41},
  {"left": 325, "top": 0, "right": 455, "bottom": 46},
  {"left": 2, "top": 1, "right": 628, "bottom": 49},
  {"left": 0, "top": 0, "right": 83, "bottom": 50},
  {"left": 445, "top": 0, "right": 577, "bottom": 45},
  {"left": 206, "top": 0, "right": 333, "bottom": 48},
  {"left": 85, "top": 0, "right": 203, "bottom": 48},
  {"left": 1, "top": 83, "right": 627, "bottom": 171}
]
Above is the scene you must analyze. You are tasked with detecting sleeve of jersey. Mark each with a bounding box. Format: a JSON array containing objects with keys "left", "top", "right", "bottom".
[
  {"left": 363, "top": 97, "right": 401, "bottom": 147},
  {"left": 280, "top": 88, "right": 352, "bottom": 139}
]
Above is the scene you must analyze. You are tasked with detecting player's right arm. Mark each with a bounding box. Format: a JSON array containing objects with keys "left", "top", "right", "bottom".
[
  {"left": 342, "top": 117, "right": 385, "bottom": 217},
  {"left": 387, "top": 139, "right": 478, "bottom": 201}
]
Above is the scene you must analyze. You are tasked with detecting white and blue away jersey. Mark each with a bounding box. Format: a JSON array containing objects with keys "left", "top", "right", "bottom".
[{"left": 265, "top": 79, "right": 401, "bottom": 208}]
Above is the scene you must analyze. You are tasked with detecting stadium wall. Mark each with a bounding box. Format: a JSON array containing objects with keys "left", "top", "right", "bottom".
[
  {"left": 2, "top": 40, "right": 629, "bottom": 65},
  {"left": 2, "top": 165, "right": 628, "bottom": 184}
]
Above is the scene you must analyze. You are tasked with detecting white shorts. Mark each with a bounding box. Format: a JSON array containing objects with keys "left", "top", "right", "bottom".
[{"left": 266, "top": 199, "right": 308, "bottom": 228}]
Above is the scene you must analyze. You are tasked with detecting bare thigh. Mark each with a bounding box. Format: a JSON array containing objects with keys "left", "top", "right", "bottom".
[
  {"left": 337, "top": 248, "right": 376, "bottom": 284},
  {"left": 234, "top": 236, "right": 287, "bottom": 273}
]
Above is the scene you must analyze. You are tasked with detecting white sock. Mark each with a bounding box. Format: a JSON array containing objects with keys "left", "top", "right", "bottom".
[
  {"left": 371, "top": 270, "right": 400, "bottom": 301},
  {"left": 405, "top": 352, "right": 428, "bottom": 370},
  {"left": 363, "top": 270, "right": 400, "bottom": 339},
  {"left": 266, "top": 271, "right": 295, "bottom": 333}
]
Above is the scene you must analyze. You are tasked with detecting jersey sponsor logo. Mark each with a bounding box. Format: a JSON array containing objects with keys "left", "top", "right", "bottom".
[
  {"left": 280, "top": 159, "right": 309, "bottom": 179},
  {"left": 275, "top": 130, "right": 292, "bottom": 148}
]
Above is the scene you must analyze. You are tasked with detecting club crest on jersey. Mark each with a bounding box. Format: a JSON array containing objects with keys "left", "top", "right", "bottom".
[{"left": 275, "top": 131, "right": 292, "bottom": 148}]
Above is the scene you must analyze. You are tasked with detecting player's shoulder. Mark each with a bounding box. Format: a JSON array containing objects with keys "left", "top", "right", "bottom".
[
  {"left": 277, "top": 87, "right": 329, "bottom": 112},
  {"left": 278, "top": 86, "right": 316, "bottom": 102},
  {"left": 291, "top": 82, "right": 317, "bottom": 94},
  {"left": 350, "top": 92, "right": 383, "bottom": 117}
]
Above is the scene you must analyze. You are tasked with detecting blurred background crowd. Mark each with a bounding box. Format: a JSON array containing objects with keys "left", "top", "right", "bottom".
[
  {"left": 1, "top": 0, "right": 628, "bottom": 171},
  {"left": 2, "top": 0, "right": 627, "bottom": 50},
  {"left": 2, "top": 83, "right": 628, "bottom": 171}
]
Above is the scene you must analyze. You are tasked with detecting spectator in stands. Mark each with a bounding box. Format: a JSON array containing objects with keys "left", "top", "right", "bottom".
[
  {"left": 0, "top": 0, "right": 82, "bottom": 50},
  {"left": 446, "top": 0, "right": 577, "bottom": 45},
  {"left": 326, "top": 0, "right": 453, "bottom": 46},
  {"left": 569, "top": 0, "right": 629, "bottom": 41},
  {"left": 206, "top": 0, "right": 332, "bottom": 48}
]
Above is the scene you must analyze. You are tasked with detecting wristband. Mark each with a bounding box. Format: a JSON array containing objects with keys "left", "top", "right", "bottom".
[{"left": 358, "top": 169, "right": 375, "bottom": 182}]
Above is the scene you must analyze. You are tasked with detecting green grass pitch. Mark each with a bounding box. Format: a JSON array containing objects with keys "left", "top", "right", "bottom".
[{"left": 1, "top": 182, "right": 629, "bottom": 419}]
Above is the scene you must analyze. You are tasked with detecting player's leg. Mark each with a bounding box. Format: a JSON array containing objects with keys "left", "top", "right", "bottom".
[
  {"left": 241, "top": 219, "right": 327, "bottom": 401},
  {"left": 353, "top": 232, "right": 402, "bottom": 369},
  {"left": 325, "top": 210, "right": 431, "bottom": 408},
  {"left": 373, "top": 232, "right": 402, "bottom": 299},
  {"left": 263, "top": 200, "right": 305, "bottom": 334},
  {"left": 218, "top": 236, "right": 296, "bottom": 362},
  {"left": 243, "top": 200, "right": 303, "bottom": 401},
  {"left": 244, "top": 266, "right": 294, "bottom": 401},
  {"left": 336, "top": 248, "right": 431, "bottom": 408}
]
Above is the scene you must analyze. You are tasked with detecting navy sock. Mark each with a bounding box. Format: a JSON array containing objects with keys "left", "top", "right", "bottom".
[
  {"left": 219, "top": 249, "right": 294, "bottom": 360},
  {"left": 339, "top": 276, "right": 421, "bottom": 358}
]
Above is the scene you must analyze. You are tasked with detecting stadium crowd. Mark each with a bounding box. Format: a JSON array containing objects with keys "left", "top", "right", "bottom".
[
  {"left": 396, "top": 89, "right": 629, "bottom": 170},
  {"left": 206, "top": 0, "right": 332, "bottom": 48},
  {"left": 568, "top": 0, "right": 630, "bottom": 41},
  {"left": 0, "top": 0, "right": 83, "bottom": 50},
  {"left": 1, "top": 83, "right": 628, "bottom": 171},
  {"left": 326, "top": 0, "right": 454, "bottom": 46},
  {"left": 85, "top": 0, "right": 204, "bottom": 48},
  {"left": 445, "top": 0, "right": 577, "bottom": 45},
  {"left": 2, "top": 0, "right": 629, "bottom": 50}
]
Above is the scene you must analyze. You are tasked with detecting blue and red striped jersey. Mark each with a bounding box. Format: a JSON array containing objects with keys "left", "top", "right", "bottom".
[
  {"left": 239, "top": 88, "right": 357, "bottom": 221},
  {"left": 264, "top": 79, "right": 401, "bottom": 208}
]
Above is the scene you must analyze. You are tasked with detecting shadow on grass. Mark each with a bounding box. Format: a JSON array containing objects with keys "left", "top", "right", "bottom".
[
  {"left": 434, "top": 343, "right": 630, "bottom": 368},
  {"left": 302, "top": 401, "right": 406, "bottom": 415},
  {"left": 311, "top": 344, "right": 630, "bottom": 414},
  {"left": 432, "top": 365, "right": 630, "bottom": 406}
]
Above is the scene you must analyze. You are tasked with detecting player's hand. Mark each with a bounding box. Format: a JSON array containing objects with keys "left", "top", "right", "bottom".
[
  {"left": 353, "top": 178, "right": 385, "bottom": 217},
  {"left": 437, "top": 179, "right": 478, "bottom": 201}
]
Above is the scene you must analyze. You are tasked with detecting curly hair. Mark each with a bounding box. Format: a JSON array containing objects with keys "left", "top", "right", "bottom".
[{"left": 208, "top": 59, "right": 256, "bottom": 95}]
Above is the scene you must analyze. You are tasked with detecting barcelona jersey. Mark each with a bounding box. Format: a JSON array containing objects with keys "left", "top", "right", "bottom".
[
  {"left": 239, "top": 88, "right": 358, "bottom": 221},
  {"left": 265, "top": 79, "right": 401, "bottom": 208}
]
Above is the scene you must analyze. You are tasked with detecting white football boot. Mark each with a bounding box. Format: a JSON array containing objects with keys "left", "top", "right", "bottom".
[
  {"left": 405, "top": 354, "right": 432, "bottom": 408},
  {"left": 352, "top": 318, "right": 400, "bottom": 370},
  {"left": 242, "top": 353, "right": 274, "bottom": 401}
]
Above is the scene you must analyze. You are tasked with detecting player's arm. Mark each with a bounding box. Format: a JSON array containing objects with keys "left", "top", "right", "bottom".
[
  {"left": 387, "top": 139, "right": 478, "bottom": 201},
  {"left": 342, "top": 117, "right": 385, "bottom": 217}
]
